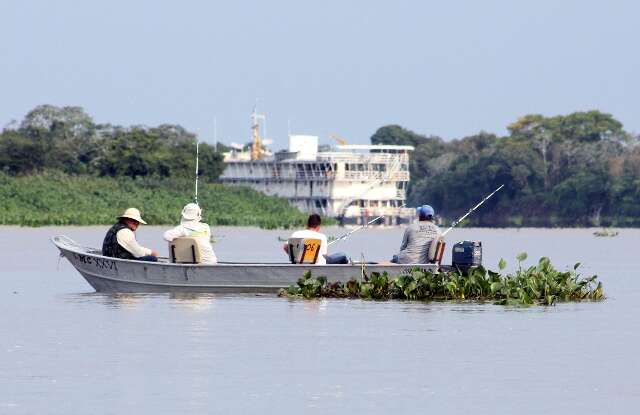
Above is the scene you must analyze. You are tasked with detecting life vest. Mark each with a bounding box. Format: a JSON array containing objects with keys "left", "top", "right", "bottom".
[{"left": 102, "top": 222, "right": 136, "bottom": 259}]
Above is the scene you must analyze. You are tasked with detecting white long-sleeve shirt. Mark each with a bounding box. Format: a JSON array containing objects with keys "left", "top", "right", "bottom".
[
  {"left": 163, "top": 220, "right": 218, "bottom": 264},
  {"left": 116, "top": 228, "right": 152, "bottom": 258}
]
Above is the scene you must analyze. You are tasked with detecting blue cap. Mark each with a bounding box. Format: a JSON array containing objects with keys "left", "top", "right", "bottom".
[{"left": 421, "top": 205, "right": 435, "bottom": 216}]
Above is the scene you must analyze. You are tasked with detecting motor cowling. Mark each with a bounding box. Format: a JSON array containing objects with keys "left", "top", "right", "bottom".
[{"left": 451, "top": 241, "right": 482, "bottom": 271}]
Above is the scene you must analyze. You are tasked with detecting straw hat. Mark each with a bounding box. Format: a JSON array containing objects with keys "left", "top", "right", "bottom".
[
  {"left": 118, "top": 208, "right": 147, "bottom": 224},
  {"left": 181, "top": 203, "right": 202, "bottom": 221}
]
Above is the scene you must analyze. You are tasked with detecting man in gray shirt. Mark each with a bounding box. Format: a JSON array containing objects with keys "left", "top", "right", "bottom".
[{"left": 393, "top": 205, "right": 441, "bottom": 264}]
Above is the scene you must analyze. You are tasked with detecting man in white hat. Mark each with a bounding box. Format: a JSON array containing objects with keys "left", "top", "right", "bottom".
[
  {"left": 102, "top": 208, "right": 159, "bottom": 261},
  {"left": 163, "top": 203, "right": 217, "bottom": 264}
]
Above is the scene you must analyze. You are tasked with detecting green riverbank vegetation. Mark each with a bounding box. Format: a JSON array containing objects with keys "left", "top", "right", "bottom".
[
  {"left": 280, "top": 255, "right": 604, "bottom": 306},
  {"left": 0, "top": 173, "right": 311, "bottom": 228},
  {"left": 372, "top": 111, "right": 640, "bottom": 227}
]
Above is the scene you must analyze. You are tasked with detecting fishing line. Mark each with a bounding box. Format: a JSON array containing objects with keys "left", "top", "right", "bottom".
[
  {"left": 194, "top": 138, "right": 200, "bottom": 204},
  {"left": 442, "top": 184, "right": 504, "bottom": 236},
  {"left": 328, "top": 204, "right": 406, "bottom": 246}
]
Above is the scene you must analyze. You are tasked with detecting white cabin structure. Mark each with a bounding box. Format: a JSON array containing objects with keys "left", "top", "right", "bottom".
[{"left": 221, "top": 133, "right": 415, "bottom": 224}]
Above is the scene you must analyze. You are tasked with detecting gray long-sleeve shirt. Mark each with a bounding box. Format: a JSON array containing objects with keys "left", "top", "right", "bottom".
[{"left": 396, "top": 221, "right": 441, "bottom": 264}]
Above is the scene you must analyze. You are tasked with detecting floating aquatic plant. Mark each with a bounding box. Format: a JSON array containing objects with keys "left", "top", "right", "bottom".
[
  {"left": 593, "top": 229, "right": 619, "bottom": 237},
  {"left": 279, "top": 255, "right": 604, "bottom": 306}
]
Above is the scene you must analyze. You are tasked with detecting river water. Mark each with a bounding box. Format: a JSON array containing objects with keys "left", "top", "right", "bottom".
[{"left": 1, "top": 226, "right": 639, "bottom": 414}]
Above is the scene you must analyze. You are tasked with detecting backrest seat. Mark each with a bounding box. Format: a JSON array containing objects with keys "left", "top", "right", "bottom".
[
  {"left": 169, "top": 237, "right": 202, "bottom": 264},
  {"left": 427, "top": 235, "right": 445, "bottom": 265},
  {"left": 288, "top": 238, "right": 321, "bottom": 264}
]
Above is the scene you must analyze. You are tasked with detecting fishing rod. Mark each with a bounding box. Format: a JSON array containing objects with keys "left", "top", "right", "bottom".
[
  {"left": 441, "top": 184, "right": 504, "bottom": 236},
  {"left": 328, "top": 204, "right": 406, "bottom": 246},
  {"left": 194, "top": 138, "right": 200, "bottom": 204},
  {"left": 329, "top": 185, "right": 503, "bottom": 246}
]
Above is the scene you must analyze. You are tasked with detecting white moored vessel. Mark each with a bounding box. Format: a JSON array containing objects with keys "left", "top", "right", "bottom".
[{"left": 220, "top": 109, "right": 415, "bottom": 224}]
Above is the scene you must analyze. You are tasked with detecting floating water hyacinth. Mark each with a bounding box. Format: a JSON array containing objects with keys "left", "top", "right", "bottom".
[
  {"left": 593, "top": 229, "right": 619, "bottom": 237},
  {"left": 279, "top": 255, "right": 604, "bottom": 306}
]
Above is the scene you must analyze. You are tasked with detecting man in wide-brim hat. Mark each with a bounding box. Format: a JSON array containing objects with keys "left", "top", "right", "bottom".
[{"left": 102, "top": 208, "right": 159, "bottom": 261}]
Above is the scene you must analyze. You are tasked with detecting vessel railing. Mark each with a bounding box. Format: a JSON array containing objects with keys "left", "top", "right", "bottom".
[
  {"left": 221, "top": 168, "right": 410, "bottom": 182},
  {"left": 341, "top": 206, "right": 415, "bottom": 218},
  {"left": 317, "top": 153, "right": 409, "bottom": 164},
  {"left": 341, "top": 171, "right": 409, "bottom": 181}
]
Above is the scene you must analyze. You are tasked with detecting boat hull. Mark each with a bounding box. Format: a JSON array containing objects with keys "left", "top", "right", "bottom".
[{"left": 52, "top": 236, "right": 438, "bottom": 293}]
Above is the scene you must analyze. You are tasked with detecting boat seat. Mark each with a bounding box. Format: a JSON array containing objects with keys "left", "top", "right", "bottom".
[
  {"left": 169, "top": 237, "right": 202, "bottom": 264},
  {"left": 287, "top": 238, "right": 321, "bottom": 264},
  {"left": 427, "top": 235, "right": 445, "bottom": 265}
]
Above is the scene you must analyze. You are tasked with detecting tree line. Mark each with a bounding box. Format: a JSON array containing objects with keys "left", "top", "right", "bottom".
[
  {"left": 0, "top": 105, "right": 225, "bottom": 180},
  {"left": 371, "top": 111, "right": 640, "bottom": 226}
]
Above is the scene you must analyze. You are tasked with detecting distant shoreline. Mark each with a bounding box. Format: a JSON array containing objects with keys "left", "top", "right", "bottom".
[
  {"left": 0, "top": 223, "right": 630, "bottom": 232},
  {"left": 0, "top": 173, "right": 635, "bottom": 229}
]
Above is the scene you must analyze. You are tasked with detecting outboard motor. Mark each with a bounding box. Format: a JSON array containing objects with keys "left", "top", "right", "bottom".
[{"left": 452, "top": 241, "right": 482, "bottom": 271}]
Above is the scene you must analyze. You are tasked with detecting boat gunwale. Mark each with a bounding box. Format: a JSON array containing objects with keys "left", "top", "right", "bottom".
[
  {"left": 51, "top": 235, "right": 436, "bottom": 269},
  {"left": 75, "top": 267, "right": 288, "bottom": 289}
]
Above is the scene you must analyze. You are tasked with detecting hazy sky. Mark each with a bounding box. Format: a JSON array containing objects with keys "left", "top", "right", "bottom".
[{"left": 1, "top": 0, "right": 638, "bottom": 148}]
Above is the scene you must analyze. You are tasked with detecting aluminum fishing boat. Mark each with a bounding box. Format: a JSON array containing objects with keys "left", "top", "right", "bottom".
[{"left": 53, "top": 236, "right": 438, "bottom": 293}]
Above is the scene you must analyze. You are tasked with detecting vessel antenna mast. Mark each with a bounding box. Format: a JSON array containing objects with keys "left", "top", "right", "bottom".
[{"left": 251, "top": 105, "right": 266, "bottom": 161}]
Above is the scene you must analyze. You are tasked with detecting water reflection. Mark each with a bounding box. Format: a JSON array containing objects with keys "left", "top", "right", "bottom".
[
  {"left": 302, "top": 298, "right": 329, "bottom": 315},
  {"left": 169, "top": 292, "right": 216, "bottom": 312},
  {"left": 59, "top": 290, "right": 599, "bottom": 318},
  {"left": 62, "top": 292, "right": 221, "bottom": 312},
  {"left": 62, "top": 292, "right": 150, "bottom": 309}
]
